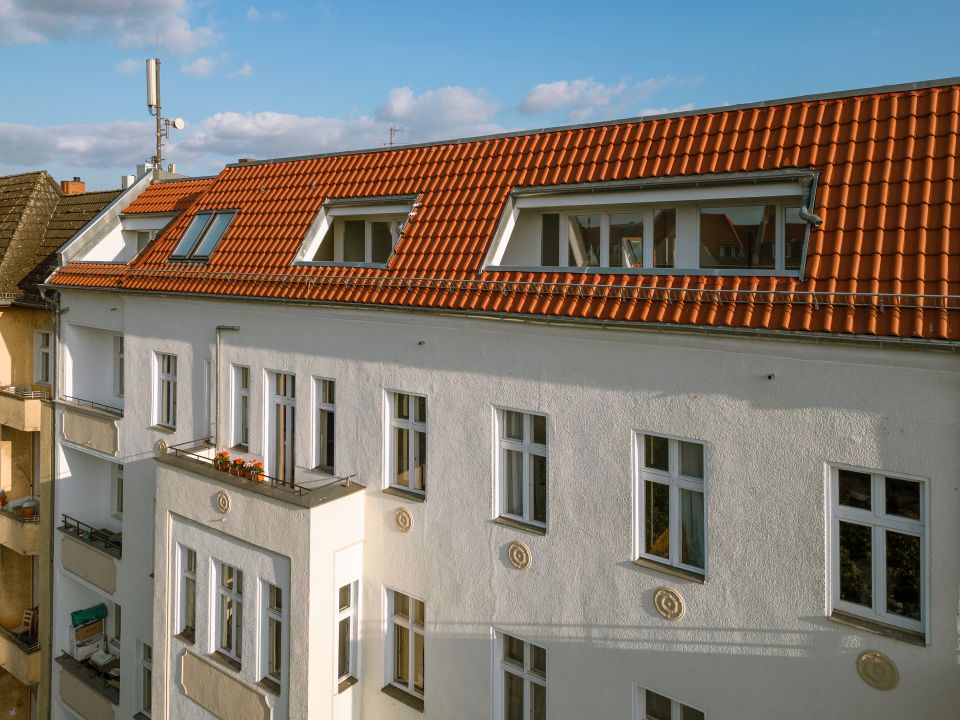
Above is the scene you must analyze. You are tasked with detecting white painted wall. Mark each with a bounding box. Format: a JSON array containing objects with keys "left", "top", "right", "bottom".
[{"left": 52, "top": 288, "right": 960, "bottom": 720}]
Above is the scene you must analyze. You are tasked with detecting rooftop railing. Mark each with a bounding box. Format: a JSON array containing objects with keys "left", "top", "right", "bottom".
[
  {"left": 59, "top": 515, "right": 122, "bottom": 558},
  {"left": 60, "top": 395, "right": 123, "bottom": 417}
]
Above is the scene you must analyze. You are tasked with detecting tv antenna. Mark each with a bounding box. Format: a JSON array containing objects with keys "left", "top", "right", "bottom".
[
  {"left": 386, "top": 126, "right": 406, "bottom": 147},
  {"left": 146, "top": 58, "right": 186, "bottom": 181}
]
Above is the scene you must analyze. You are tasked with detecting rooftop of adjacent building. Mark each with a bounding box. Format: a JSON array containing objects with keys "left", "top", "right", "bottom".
[{"left": 50, "top": 77, "right": 960, "bottom": 343}]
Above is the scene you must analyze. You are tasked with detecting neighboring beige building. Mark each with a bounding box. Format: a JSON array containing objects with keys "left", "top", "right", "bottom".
[{"left": 0, "top": 172, "right": 118, "bottom": 720}]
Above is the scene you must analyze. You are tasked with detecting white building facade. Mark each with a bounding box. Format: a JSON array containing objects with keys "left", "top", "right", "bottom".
[{"left": 46, "top": 79, "right": 960, "bottom": 719}]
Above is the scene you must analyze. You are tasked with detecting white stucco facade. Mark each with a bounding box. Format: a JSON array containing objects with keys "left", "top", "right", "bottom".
[{"left": 47, "top": 286, "right": 959, "bottom": 720}]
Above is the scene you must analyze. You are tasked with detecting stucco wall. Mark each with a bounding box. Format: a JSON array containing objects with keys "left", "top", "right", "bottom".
[
  {"left": 54, "top": 289, "right": 960, "bottom": 720},
  {"left": 0, "top": 307, "right": 51, "bottom": 389}
]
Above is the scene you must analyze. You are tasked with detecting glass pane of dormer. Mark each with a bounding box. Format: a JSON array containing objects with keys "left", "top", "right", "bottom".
[
  {"left": 567, "top": 214, "right": 601, "bottom": 267},
  {"left": 609, "top": 212, "right": 644, "bottom": 268},
  {"left": 699, "top": 205, "right": 775, "bottom": 269},
  {"left": 371, "top": 221, "right": 393, "bottom": 263},
  {"left": 170, "top": 213, "right": 213, "bottom": 258},
  {"left": 784, "top": 206, "right": 805, "bottom": 269},
  {"left": 343, "top": 220, "right": 365, "bottom": 262},
  {"left": 192, "top": 211, "right": 236, "bottom": 258},
  {"left": 653, "top": 209, "right": 677, "bottom": 268}
]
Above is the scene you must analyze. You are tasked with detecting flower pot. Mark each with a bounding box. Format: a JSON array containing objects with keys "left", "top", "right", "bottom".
[
  {"left": 248, "top": 471, "right": 263, "bottom": 483},
  {"left": 21, "top": 499, "right": 38, "bottom": 519}
]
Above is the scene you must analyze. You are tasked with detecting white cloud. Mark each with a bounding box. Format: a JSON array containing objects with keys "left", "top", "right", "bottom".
[
  {"left": 227, "top": 62, "right": 253, "bottom": 78},
  {"left": 0, "top": 0, "right": 219, "bottom": 54},
  {"left": 115, "top": 58, "right": 139, "bottom": 75},
  {"left": 519, "top": 76, "right": 681, "bottom": 120},
  {"left": 246, "top": 6, "right": 284, "bottom": 21},
  {"left": 636, "top": 103, "right": 696, "bottom": 117},
  {"left": 245, "top": 6, "right": 260, "bottom": 21},
  {"left": 377, "top": 86, "right": 501, "bottom": 139},
  {"left": 181, "top": 56, "right": 214, "bottom": 77},
  {"left": 0, "top": 119, "right": 153, "bottom": 169}
]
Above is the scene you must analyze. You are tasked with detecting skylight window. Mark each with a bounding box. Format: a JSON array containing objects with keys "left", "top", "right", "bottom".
[{"left": 170, "top": 211, "right": 236, "bottom": 260}]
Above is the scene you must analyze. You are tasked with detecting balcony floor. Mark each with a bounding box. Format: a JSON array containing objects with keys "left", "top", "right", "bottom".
[{"left": 56, "top": 653, "right": 120, "bottom": 706}]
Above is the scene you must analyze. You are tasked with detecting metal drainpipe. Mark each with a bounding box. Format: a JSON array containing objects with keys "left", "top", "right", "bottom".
[{"left": 214, "top": 326, "right": 240, "bottom": 449}]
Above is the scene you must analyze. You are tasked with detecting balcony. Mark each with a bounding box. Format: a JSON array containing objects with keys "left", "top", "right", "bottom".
[
  {"left": 157, "top": 439, "right": 365, "bottom": 509},
  {"left": 0, "top": 385, "right": 47, "bottom": 432},
  {"left": 0, "top": 621, "right": 40, "bottom": 686},
  {"left": 60, "top": 396, "right": 121, "bottom": 457},
  {"left": 56, "top": 654, "right": 118, "bottom": 719},
  {"left": 59, "top": 516, "right": 121, "bottom": 594},
  {"left": 0, "top": 498, "right": 40, "bottom": 555}
]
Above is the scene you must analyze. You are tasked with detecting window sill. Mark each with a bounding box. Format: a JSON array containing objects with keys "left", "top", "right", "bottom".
[
  {"left": 175, "top": 629, "right": 195, "bottom": 645},
  {"left": 133, "top": 713, "right": 151, "bottom": 720},
  {"left": 208, "top": 651, "right": 241, "bottom": 673},
  {"left": 258, "top": 677, "right": 281, "bottom": 696},
  {"left": 230, "top": 444, "right": 249, "bottom": 453},
  {"left": 381, "top": 684, "right": 424, "bottom": 713},
  {"left": 828, "top": 611, "right": 926, "bottom": 647},
  {"left": 151, "top": 424, "right": 176, "bottom": 434},
  {"left": 632, "top": 557, "right": 705, "bottom": 584},
  {"left": 384, "top": 486, "right": 426, "bottom": 503},
  {"left": 493, "top": 516, "right": 546, "bottom": 536},
  {"left": 338, "top": 675, "right": 358, "bottom": 693}
]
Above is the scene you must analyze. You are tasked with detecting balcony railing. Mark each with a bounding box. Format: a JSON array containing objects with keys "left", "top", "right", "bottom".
[
  {"left": 0, "top": 503, "right": 40, "bottom": 524},
  {"left": 60, "top": 394, "right": 123, "bottom": 417},
  {"left": 59, "top": 515, "right": 122, "bottom": 559},
  {"left": 0, "top": 385, "right": 50, "bottom": 400},
  {"left": 0, "top": 622, "right": 39, "bottom": 654}
]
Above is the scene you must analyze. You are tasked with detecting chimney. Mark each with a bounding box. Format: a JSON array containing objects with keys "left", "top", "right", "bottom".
[
  {"left": 121, "top": 175, "right": 136, "bottom": 189},
  {"left": 237, "top": 158, "right": 256, "bottom": 164},
  {"left": 60, "top": 177, "right": 85, "bottom": 195},
  {"left": 167, "top": 163, "right": 176, "bottom": 174}
]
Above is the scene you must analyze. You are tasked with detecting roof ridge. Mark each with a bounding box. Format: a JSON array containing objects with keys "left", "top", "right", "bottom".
[{"left": 224, "top": 76, "right": 960, "bottom": 169}]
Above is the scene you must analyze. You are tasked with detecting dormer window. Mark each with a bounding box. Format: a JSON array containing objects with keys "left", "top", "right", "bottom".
[
  {"left": 487, "top": 170, "right": 819, "bottom": 275},
  {"left": 170, "top": 210, "right": 236, "bottom": 261},
  {"left": 294, "top": 195, "right": 417, "bottom": 267}
]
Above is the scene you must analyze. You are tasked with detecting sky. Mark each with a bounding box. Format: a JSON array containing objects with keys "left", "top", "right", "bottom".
[{"left": 0, "top": 0, "right": 958, "bottom": 190}]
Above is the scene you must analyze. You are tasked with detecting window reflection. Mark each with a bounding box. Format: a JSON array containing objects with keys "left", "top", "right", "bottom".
[{"left": 699, "top": 205, "right": 776, "bottom": 269}]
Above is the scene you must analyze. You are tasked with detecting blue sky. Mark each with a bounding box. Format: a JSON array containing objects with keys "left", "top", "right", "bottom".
[{"left": 1, "top": 0, "right": 958, "bottom": 189}]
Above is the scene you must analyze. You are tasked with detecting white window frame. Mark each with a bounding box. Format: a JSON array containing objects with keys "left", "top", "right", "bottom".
[
  {"left": 385, "top": 588, "right": 425, "bottom": 700},
  {"left": 267, "top": 371, "right": 296, "bottom": 485},
  {"left": 828, "top": 463, "right": 929, "bottom": 635},
  {"left": 34, "top": 330, "right": 52, "bottom": 385},
  {"left": 495, "top": 408, "right": 548, "bottom": 529},
  {"left": 261, "top": 581, "right": 285, "bottom": 686},
  {"left": 154, "top": 352, "right": 177, "bottom": 428},
  {"left": 177, "top": 545, "right": 197, "bottom": 641},
  {"left": 294, "top": 197, "right": 415, "bottom": 265},
  {"left": 113, "top": 335, "right": 124, "bottom": 397},
  {"left": 493, "top": 630, "right": 546, "bottom": 720},
  {"left": 634, "top": 432, "right": 707, "bottom": 576},
  {"left": 111, "top": 463, "right": 123, "bottom": 519},
  {"left": 633, "top": 684, "right": 705, "bottom": 719},
  {"left": 336, "top": 580, "right": 359, "bottom": 689},
  {"left": 332, "top": 217, "right": 404, "bottom": 263},
  {"left": 386, "top": 391, "right": 427, "bottom": 495},
  {"left": 313, "top": 377, "right": 336, "bottom": 474},
  {"left": 232, "top": 365, "right": 251, "bottom": 450},
  {"left": 139, "top": 642, "right": 153, "bottom": 717},
  {"left": 216, "top": 561, "right": 243, "bottom": 663}
]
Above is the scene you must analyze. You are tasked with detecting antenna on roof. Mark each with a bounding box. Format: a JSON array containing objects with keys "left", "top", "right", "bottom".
[
  {"left": 146, "top": 58, "right": 186, "bottom": 182},
  {"left": 386, "top": 127, "right": 406, "bottom": 147}
]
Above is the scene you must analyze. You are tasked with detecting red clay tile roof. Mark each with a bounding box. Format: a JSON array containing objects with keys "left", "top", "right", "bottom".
[
  {"left": 51, "top": 80, "right": 960, "bottom": 342},
  {"left": 124, "top": 177, "right": 215, "bottom": 214}
]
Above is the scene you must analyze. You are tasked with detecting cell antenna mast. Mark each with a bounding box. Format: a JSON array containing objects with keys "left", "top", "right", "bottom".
[{"left": 146, "top": 58, "right": 186, "bottom": 181}]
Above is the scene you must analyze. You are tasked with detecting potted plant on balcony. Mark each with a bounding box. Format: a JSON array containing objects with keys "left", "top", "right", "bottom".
[
  {"left": 21, "top": 497, "right": 38, "bottom": 519},
  {"left": 230, "top": 457, "right": 247, "bottom": 477},
  {"left": 0, "top": 489, "right": 6, "bottom": 509},
  {"left": 214, "top": 449, "right": 230, "bottom": 471},
  {"left": 247, "top": 459, "right": 264, "bottom": 482}
]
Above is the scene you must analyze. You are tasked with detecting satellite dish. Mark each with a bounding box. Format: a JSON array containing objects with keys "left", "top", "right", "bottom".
[{"left": 171, "top": 117, "right": 186, "bottom": 130}]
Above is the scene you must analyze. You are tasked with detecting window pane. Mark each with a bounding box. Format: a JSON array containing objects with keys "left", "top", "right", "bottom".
[
  {"left": 504, "top": 671, "right": 524, "bottom": 720},
  {"left": 322, "top": 379, "right": 335, "bottom": 404},
  {"left": 269, "top": 585, "right": 282, "bottom": 612},
  {"left": 645, "top": 690, "right": 672, "bottom": 720},
  {"left": 653, "top": 209, "right": 676, "bottom": 268},
  {"left": 235, "top": 602, "right": 242, "bottom": 658},
  {"left": 531, "top": 454, "right": 547, "bottom": 523},
  {"left": 413, "top": 599, "right": 425, "bottom": 627},
  {"left": 220, "top": 595, "right": 233, "bottom": 650},
  {"left": 413, "top": 630, "right": 424, "bottom": 693},
  {"left": 393, "top": 592, "right": 409, "bottom": 618},
  {"left": 503, "top": 410, "right": 523, "bottom": 440},
  {"left": 396, "top": 393, "right": 409, "bottom": 420},
  {"left": 609, "top": 212, "right": 644, "bottom": 268},
  {"left": 184, "top": 577, "right": 196, "bottom": 630},
  {"left": 699, "top": 205, "right": 775, "bottom": 269},
  {"left": 371, "top": 221, "right": 393, "bottom": 263},
  {"left": 415, "top": 395, "right": 427, "bottom": 423},
  {"left": 531, "top": 682, "right": 546, "bottom": 720},
  {"left": 838, "top": 521, "right": 873, "bottom": 607},
  {"left": 838, "top": 469, "right": 872, "bottom": 510},
  {"left": 885, "top": 477, "right": 920, "bottom": 520},
  {"left": 679, "top": 441, "right": 704, "bottom": 479},
  {"left": 186, "top": 549, "right": 196, "bottom": 572},
  {"left": 784, "top": 207, "right": 805, "bottom": 269},
  {"left": 338, "top": 617, "right": 351, "bottom": 678},
  {"left": 343, "top": 220, "right": 365, "bottom": 262},
  {"left": 505, "top": 450, "right": 524, "bottom": 516},
  {"left": 192, "top": 211, "right": 236, "bottom": 258},
  {"left": 680, "top": 489, "right": 705, "bottom": 569},
  {"left": 222, "top": 564, "right": 234, "bottom": 590},
  {"left": 644, "top": 435, "right": 669, "bottom": 472},
  {"left": 318, "top": 407, "right": 334, "bottom": 472},
  {"left": 530, "top": 644, "right": 546, "bottom": 677},
  {"left": 644, "top": 481, "right": 670, "bottom": 559},
  {"left": 681, "top": 705, "right": 705, "bottom": 720},
  {"left": 503, "top": 634, "right": 524, "bottom": 664},
  {"left": 567, "top": 213, "right": 602, "bottom": 267},
  {"left": 886, "top": 531, "right": 921, "bottom": 621},
  {"left": 394, "top": 426, "right": 409, "bottom": 487},
  {"left": 171, "top": 213, "right": 213, "bottom": 257},
  {"left": 413, "top": 430, "right": 426, "bottom": 491},
  {"left": 394, "top": 625, "right": 409, "bottom": 684},
  {"left": 541, "top": 213, "right": 560, "bottom": 266},
  {"left": 268, "top": 616, "right": 281, "bottom": 678},
  {"left": 338, "top": 584, "right": 351, "bottom": 611},
  {"left": 532, "top": 414, "right": 546, "bottom": 445}
]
